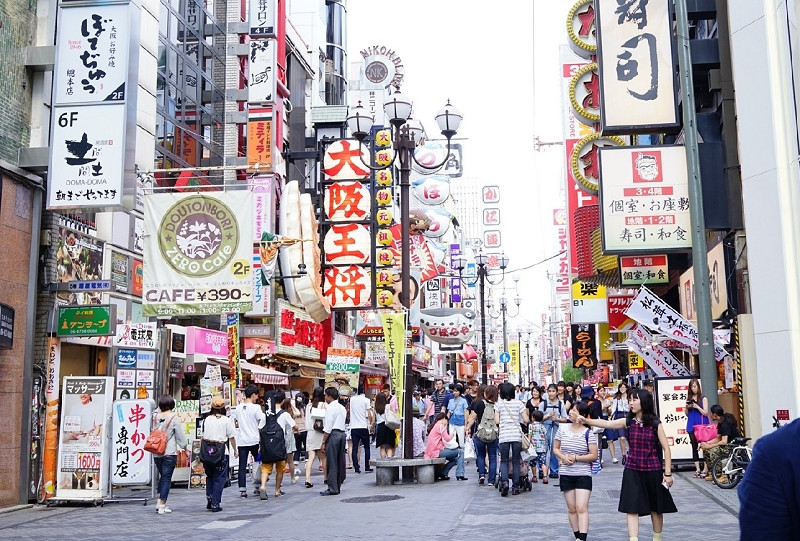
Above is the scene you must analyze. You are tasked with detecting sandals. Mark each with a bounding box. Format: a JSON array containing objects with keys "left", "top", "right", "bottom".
[{"left": 693, "top": 471, "right": 704, "bottom": 478}]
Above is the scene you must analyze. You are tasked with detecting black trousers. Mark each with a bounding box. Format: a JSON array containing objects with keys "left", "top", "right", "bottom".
[
  {"left": 350, "top": 428, "right": 371, "bottom": 471},
  {"left": 325, "top": 430, "right": 347, "bottom": 494}
]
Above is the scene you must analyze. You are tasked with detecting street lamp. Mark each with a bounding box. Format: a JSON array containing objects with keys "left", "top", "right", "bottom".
[
  {"left": 487, "top": 278, "right": 521, "bottom": 383},
  {"left": 454, "top": 251, "right": 509, "bottom": 384},
  {"left": 346, "top": 89, "right": 462, "bottom": 463},
  {"left": 520, "top": 326, "right": 533, "bottom": 385}
]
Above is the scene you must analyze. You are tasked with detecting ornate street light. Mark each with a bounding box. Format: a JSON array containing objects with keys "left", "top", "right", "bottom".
[{"left": 346, "top": 89, "right": 462, "bottom": 462}]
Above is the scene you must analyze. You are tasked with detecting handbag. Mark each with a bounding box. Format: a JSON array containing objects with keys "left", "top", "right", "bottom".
[
  {"left": 694, "top": 423, "right": 718, "bottom": 443},
  {"left": 443, "top": 425, "right": 459, "bottom": 450},
  {"left": 144, "top": 415, "right": 175, "bottom": 455},
  {"left": 199, "top": 439, "right": 226, "bottom": 464},
  {"left": 384, "top": 409, "right": 401, "bottom": 430},
  {"left": 463, "top": 437, "right": 476, "bottom": 461},
  {"left": 310, "top": 407, "right": 326, "bottom": 420}
]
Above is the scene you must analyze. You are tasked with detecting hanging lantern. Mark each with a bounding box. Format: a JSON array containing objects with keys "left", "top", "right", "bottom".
[
  {"left": 376, "top": 208, "right": 393, "bottom": 226},
  {"left": 375, "top": 148, "right": 394, "bottom": 166},
  {"left": 376, "top": 288, "right": 394, "bottom": 307},
  {"left": 376, "top": 169, "right": 393, "bottom": 186},
  {"left": 375, "top": 129, "right": 392, "bottom": 148},
  {"left": 376, "top": 228, "right": 394, "bottom": 246},
  {"left": 376, "top": 269, "right": 395, "bottom": 286},
  {"left": 377, "top": 248, "right": 394, "bottom": 266},
  {"left": 375, "top": 188, "right": 393, "bottom": 206}
]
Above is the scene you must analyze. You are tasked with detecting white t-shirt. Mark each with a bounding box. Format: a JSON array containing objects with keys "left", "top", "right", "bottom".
[
  {"left": 276, "top": 407, "right": 296, "bottom": 435},
  {"left": 349, "top": 394, "right": 372, "bottom": 429},
  {"left": 235, "top": 402, "right": 266, "bottom": 447},
  {"left": 202, "top": 414, "right": 235, "bottom": 450}
]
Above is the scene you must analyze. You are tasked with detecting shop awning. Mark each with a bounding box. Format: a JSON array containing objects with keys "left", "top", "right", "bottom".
[
  {"left": 359, "top": 364, "right": 389, "bottom": 377},
  {"left": 275, "top": 356, "right": 326, "bottom": 379},
  {"left": 240, "top": 360, "right": 289, "bottom": 386}
]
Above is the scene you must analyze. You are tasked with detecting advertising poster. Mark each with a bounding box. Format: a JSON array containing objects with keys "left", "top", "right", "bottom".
[
  {"left": 381, "top": 312, "right": 406, "bottom": 419},
  {"left": 116, "top": 369, "right": 135, "bottom": 388},
  {"left": 325, "top": 348, "right": 362, "bottom": 396},
  {"left": 654, "top": 377, "right": 694, "bottom": 461},
  {"left": 111, "top": 252, "right": 129, "bottom": 293},
  {"left": 42, "top": 338, "right": 61, "bottom": 500},
  {"left": 111, "top": 400, "right": 152, "bottom": 485},
  {"left": 143, "top": 191, "right": 255, "bottom": 316},
  {"left": 56, "top": 376, "right": 114, "bottom": 500},
  {"left": 189, "top": 439, "right": 207, "bottom": 489},
  {"left": 135, "top": 370, "right": 154, "bottom": 389},
  {"left": 55, "top": 227, "right": 105, "bottom": 305}
]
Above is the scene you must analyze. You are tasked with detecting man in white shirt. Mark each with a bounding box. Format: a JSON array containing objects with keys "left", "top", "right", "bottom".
[
  {"left": 235, "top": 385, "right": 265, "bottom": 497},
  {"left": 320, "top": 387, "right": 347, "bottom": 496},
  {"left": 349, "top": 385, "right": 374, "bottom": 474}
]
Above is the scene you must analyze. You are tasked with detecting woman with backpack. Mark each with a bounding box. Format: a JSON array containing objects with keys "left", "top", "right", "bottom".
[
  {"left": 554, "top": 401, "right": 598, "bottom": 541},
  {"left": 152, "top": 394, "right": 188, "bottom": 515},
  {"left": 303, "top": 387, "right": 327, "bottom": 488},
  {"left": 578, "top": 388, "right": 677, "bottom": 541},
  {"left": 466, "top": 384, "right": 498, "bottom": 486}
]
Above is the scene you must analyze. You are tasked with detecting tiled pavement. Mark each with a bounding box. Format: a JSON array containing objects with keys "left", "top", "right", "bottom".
[{"left": 0, "top": 459, "right": 739, "bottom": 540}]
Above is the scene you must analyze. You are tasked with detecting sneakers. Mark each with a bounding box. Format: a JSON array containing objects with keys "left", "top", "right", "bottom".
[
  {"left": 501, "top": 483, "right": 509, "bottom": 497},
  {"left": 612, "top": 458, "right": 619, "bottom": 464},
  {"left": 549, "top": 472, "right": 559, "bottom": 479},
  {"left": 621, "top": 455, "right": 627, "bottom": 465},
  {"left": 478, "top": 477, "right": 485, "bottom": 485},
  {"left": 291, "top": 476, "right": 299, "bottom": 484},
  {"left": 157, "top": 505, "right": 172, "bottom": 515},
  {"left": 511, "top": 488, "right": 520, "bottom": 496}
]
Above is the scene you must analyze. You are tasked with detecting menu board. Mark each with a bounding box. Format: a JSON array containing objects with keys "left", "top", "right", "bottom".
[{"left": 654, "top": 377, "right": 694, "bottom": 462}]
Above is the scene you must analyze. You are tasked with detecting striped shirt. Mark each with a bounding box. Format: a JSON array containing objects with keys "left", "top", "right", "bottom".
[
  {"left": 497, "top": 399, "right": 524, "bottom": 443},
  {"left": 555, "top": 425, "right": 595, "bottom": 477}
]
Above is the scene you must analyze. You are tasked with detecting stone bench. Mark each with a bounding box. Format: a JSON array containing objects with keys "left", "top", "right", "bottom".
[{"left": 369, "top": 458, "right": 447, "bottom": 486}]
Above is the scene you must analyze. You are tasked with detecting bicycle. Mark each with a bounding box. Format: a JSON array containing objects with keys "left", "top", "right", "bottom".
[{"left": 710, "top": 436, "right": 752, "bottom": 489}]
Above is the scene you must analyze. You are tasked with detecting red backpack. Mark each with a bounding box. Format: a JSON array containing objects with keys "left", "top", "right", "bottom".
[{"left": 144, "top": 416, "right": 175, "bottom": 454}]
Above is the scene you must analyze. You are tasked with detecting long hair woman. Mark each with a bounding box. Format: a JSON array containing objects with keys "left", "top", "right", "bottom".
[
  {"left": 553, "top": 401, "right": 598, "bottom": 541},
  {"left": 685, "top": 378, "right": 710, "bottom": 478},
  {"left": 303, "top": 387, "right": 327, "bottom": 488},
  {"left": 466, "top": 384, "right": 499, "bottom": 486},
  {"left": 611, "top": 382, "right": 631, "bottom": 464},
  {"left": 579, "top": 388, "right": 677, "bottom": 541},
  {"left": 374, "top": 391, "right": 396, "bottom": 458}
]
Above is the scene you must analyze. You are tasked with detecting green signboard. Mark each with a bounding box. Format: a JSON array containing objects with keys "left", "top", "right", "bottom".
[{"left": 57, "top": 305, "right": 115, "bottom": 337}]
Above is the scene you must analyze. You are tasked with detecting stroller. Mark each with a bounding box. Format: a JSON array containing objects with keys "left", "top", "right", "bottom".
[{"left": 518, "top": 453, "right": 533, "bottom": 491}]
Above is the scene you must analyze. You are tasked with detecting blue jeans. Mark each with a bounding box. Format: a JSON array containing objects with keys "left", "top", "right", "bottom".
[
  {"left": 438, "top": 448, "right": 464, "bottom": 477},
  {"left": 545, "top": 423, "right": 560, "bottom": 474},
  {"left": 203, "top": 455, "right": 229, "bottom": 509},
  {"left": 499, "top": 441, "right": 522, "bottom": 489},
  {"left": 154, "top": 455, "right": 177, "bottom": 500},
  {"left": 473, "top": 436, "right": 498, "bottom": 483},
  {"left": 237, "top": 444, "right": 259, "bottom": 490}
]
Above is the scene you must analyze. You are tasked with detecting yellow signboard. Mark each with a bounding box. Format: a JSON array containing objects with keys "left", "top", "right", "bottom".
[
  {"left": 628, "top": 352, "right": 644, "bottom": 370},
  {"left": 509, "top": 341, "right": 520, "bottom": 379}
]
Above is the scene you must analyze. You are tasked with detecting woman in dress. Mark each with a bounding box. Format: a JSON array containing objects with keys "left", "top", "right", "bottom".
[
  {"left": 579, "top": 388, "right": 677, "bottom": 541},
  {"left": 446, "top": 383, "right": 469, "bottom": 447},
  {"left": 153, "top": 394, "right": 188, "bottom": 515},
  {"left": 495, "top": 382, "right": 526, "bottom": 496},
  {"left": 554, "top": 401, "right": 597, "bottom": 541},
  {"left": 598, "top": 385, "right": 618, "bottom": 464},
  {"left": 374, "top": 391, "right": 396, "bottom": 458},
  {"left": 201, "top": 397, "right": 238, "bottom": 512},
  {"left": 611, "top": 382, "right": 631, "bottom": 464},
  {"left": 281, "top": 396, "right": 300, "bottom": 484},
  {"left": 303, "top": 387, "right": 326, "bottom": 488},
  {"left": 685, "top": 378, "right": 710, "bottom": 478}
]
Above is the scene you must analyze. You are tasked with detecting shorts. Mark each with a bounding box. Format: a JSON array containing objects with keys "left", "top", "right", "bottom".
[
  {"left": 260, "top": 460, "right": 286, "bottom": 474},
  {"left": 558, "top": 474, "right": 592, "bottom": 492}
]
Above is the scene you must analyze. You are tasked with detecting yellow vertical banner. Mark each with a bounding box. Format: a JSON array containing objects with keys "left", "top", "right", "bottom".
[
  {"left": 381, "top": 312, "right": 406, "bottom": 420},
  {"left": 509, "top": 341, "right": 520, "bottom": 383},
  {"left": 597, "top": 323, "right": 613, "bottom": 361}
]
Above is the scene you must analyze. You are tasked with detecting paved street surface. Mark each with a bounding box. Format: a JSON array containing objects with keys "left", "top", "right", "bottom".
[{"left": 0, "top": 460, "right": 739, "bottom": 540}]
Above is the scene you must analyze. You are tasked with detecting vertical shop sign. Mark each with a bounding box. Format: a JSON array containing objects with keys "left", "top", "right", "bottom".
[
  {"left": 111, "top": 399, "right": 152, "bottom": 484},
  {"left": 56, "top": 376, "right": 114, "bottom": 500},
  {"left": 111, "top": 252, "right": 129, "bottom": 292},
  {"left": 654, "top": 378, "right": 693, "bottom": 460},
  {"left": 571, "top": 324, "right": 598, "bottom": 369},
  {"left": 227, "top": 313, "right": 242, "bottom": 387},
  {"left": 249, "top": 0, "right": 277, "bottom": 37},
  {"left": 42, "top": 338, "right": 62, "bottom": 500},
  {"left": 381, "top": 312, "right": 406, "bottom": 420}
]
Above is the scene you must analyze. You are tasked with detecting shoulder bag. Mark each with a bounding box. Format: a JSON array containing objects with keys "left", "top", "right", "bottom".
[
  {"left": 503, "top": 401, "right": 530, "bottom": 450},
  {"left": 694, "top": 423, "right": 717, "bottom": 443},
  {"left": 199, "top": 417, "right": 226, "bottom": 464},
  {"left": 384, "top": 408, "right": 401, "bottom": 430}
]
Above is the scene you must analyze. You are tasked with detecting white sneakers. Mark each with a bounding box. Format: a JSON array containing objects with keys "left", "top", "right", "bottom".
[
  {"left": 612, "top": 458, "right": 619, "bottom": 464},
  {"left": 156, "top": 502, "right": 172, "bottom": 515}
]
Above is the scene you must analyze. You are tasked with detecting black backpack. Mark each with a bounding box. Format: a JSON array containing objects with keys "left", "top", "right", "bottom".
[{"left": 259, "top": 410, "right": 288, "bottom": 464}]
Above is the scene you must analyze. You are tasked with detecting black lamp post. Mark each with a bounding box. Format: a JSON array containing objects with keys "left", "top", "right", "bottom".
[{"left": 346, "top": 89, "right": 462, "bottom": 463}]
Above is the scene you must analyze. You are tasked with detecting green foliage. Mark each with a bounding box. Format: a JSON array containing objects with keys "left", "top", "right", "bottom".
[{"left": 560, "top": 365, "right": 584, "bottom": 385}]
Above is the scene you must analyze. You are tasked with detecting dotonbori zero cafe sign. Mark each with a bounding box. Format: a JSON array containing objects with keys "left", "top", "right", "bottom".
[
  {"left": 143, "top": 191, "right": 254, "bottom": 316},
  {"left": 594, "top": 0, "right": 679, "bottom": 134},
  {"left": 598, "top": 145, "right": 691, "bottom": 253}
]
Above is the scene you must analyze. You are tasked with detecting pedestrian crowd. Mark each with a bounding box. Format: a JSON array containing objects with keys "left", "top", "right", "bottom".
[{"left": 148, "top": 378, "right": 738, "bottom": 541}]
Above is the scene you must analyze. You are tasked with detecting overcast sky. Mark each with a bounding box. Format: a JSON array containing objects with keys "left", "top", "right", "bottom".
[{"left": 346, "top": 1, "right": 574, "bottom": 335}]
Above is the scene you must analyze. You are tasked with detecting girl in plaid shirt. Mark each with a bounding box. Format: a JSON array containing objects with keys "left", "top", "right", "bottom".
[{"left": 578, "top": 388, "right": 676, "bottom": 541}]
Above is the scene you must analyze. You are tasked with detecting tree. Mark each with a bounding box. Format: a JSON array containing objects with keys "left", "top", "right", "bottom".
[{"left": 560, "top": 365, "right": 584, "bottom": 385}]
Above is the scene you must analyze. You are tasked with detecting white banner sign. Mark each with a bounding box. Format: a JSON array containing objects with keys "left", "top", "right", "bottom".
[
  {"left": 625, "top": 286, "right": 728, "bottom": 361},
  {"left": 654, "top": 378, "right": 694, "bottom": 461},
  {"left": 249, "top": 0, "right": 277, "bottom": 37},
  {"left": 627, "top": 324, "right": 690, "bottom": 378},
  {"left": 249, "top": 40, "right": 277, "bottom": 104},
  {"left": 111, "top": 399, "right": 153, "bottom": 485},
  {"left": 54, "top": 3, "right": 131, "bottom": 105},
  {"left": 143, "top": 191, "right": 254, "bottom": 316},
  {"left": 48, "top": 103, "right": 126, "bottom": 209},
  {"left": 595, "top": 0, "right": 679, "bottom": 133},
  {"left": 599, "top": 146, "right": 691, "bottom": 253}
]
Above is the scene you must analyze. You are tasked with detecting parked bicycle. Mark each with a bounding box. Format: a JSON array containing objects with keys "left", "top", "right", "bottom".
[{"left": 710, "top": 436, "right": 752, "bottom": 489}]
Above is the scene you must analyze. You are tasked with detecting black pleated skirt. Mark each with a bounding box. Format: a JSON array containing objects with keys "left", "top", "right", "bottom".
[{"left": 618, "top": 468, "right": 678, "bottom": 516}]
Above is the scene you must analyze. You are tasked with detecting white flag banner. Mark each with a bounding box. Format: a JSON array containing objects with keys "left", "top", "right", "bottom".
[
  {"left": 625, "top": 286, "right": 728, "bottom": 361},
  {"left": 143, "top": 191, "right": 254, "bottom": 316},
  {"left": 628, "top": 324, "right": 691, "bottom": 378}
]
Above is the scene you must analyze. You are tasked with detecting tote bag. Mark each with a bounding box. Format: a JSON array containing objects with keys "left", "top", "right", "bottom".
[{"left": 694, "top": 423, "right": 718, "bottom": 443}]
